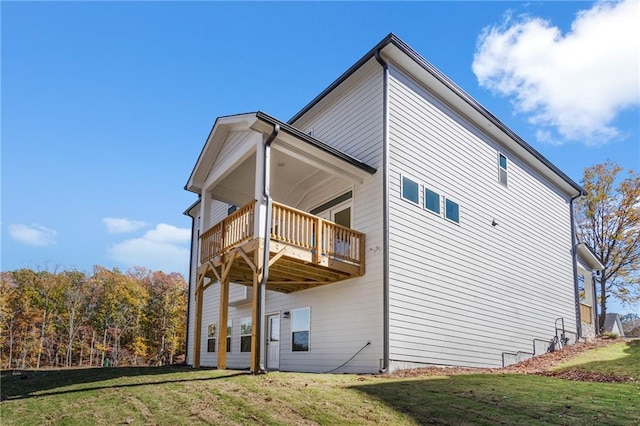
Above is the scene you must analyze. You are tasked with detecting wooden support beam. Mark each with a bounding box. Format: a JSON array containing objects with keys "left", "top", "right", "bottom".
[
  {"left": 208, "top": 260, "right": 221, "bottom": 282},
  {"left": 268, "top": 246, "right": 289, "bottom": 268},
  {"left": 193, "top": 273, "right": 205, "bottom": 368},
  {"left": 217, "top": 275, "right": 229, "bottom": 369},
  {"left": 250, "top": 241, "right": 264, "bottom": 373},
  {"left": 237, "top": 247, "right": 257, "bottom": 272}
]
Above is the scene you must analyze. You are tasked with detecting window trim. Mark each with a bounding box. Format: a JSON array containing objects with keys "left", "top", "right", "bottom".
[
  {"left": 444, "top": 197, "right": 461, "bottom": 224},
  {"left": 498, "top": 152, "right": 508, "bottom": 187},
  {"left": 291, "top": 307, "right": 311, "bottom": 353},
  {"left": 424, "top": 187, "right": 441, "bottom": 216},
  {"left": 207, "top": 323, "right": 216, "bottom": 353},
  {"left": 226, "top": 319, "right": 232, "bottom": 353},
  {"left": 400, "top": 174, "right": 421, "bottom": 206},
  {"left": 240, "top": 317, "right": 252, "bottom": 353}
]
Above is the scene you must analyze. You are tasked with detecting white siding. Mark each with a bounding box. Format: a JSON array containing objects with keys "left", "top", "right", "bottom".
[
  {"left": 193, "top": 61, "right": 386, "bottom": 373},
  {"left": 291, "top": 59, "right": 383, "bottom": 166},
  {"left": 186, "top": 199, "right": 231, "bottom": 366},
  {"left": 387, "top": 65, "right": 577, "bottom": 368}
]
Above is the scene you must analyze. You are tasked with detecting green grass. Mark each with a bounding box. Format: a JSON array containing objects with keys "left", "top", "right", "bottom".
[
  {"left": 552, "top": 340, "right": 640, "bottom": 378},
  {"left": 1, "top": 343, "right": 639, "bottom": 425}
]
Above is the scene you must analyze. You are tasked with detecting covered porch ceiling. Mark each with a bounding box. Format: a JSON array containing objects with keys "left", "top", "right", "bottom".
[{"left": 210, "top": 147, "right": 345, "bottom": 209}]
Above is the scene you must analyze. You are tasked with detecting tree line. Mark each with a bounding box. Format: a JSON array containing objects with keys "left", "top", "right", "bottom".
[{"left": 0, "top": 266, "right": 187, "bottom": 369}]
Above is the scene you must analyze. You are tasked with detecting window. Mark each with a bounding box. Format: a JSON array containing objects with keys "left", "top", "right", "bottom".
[
  {"left": 401, "top": 176, "right": 420, "bottom": 205},
  {"left": 226, "top": 320, "right": 232, "bottom": 353},
  {"left": 424, "top": 188, "right": 441, "bottom": 215},
  {"left": 240, "top": 317, "right": 252, "bottom": 352},
  {"left": 207, "top": 323, "right": 216, "bottom": 353},
  {"left": 228, "top": 205, "right": 237, "bottom": 215},
  {"left": 445, "top": 198, "right": 460, "bottom": 224},
  {"left": 291, "top": 307, "right": 310, "bottom": 352},
  {"left": 498, "top": 153, "right": 508, "bottom": 186}
]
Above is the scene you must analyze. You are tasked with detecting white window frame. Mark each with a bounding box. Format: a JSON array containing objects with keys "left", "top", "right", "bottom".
[
  {"left": 498, "top": 153, "right": 508, "bottom": 187},
  {"left": 424, "top": 187, "right": 442, "bottom": 216},
  {"left": 400, "top": 174, "right": 421, "bottom": 206},
  {"left": 226, "top": 319, "right": 232, "bottom": 353},
  {"left": 444, "top": 197, "right": 461, "bottom": 225},
  {"left": 291, "top": 307, "right": 311, "bottom": 353}
]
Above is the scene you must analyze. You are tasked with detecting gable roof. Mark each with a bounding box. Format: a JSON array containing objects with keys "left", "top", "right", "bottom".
[
  {"left": 289, "top": 33, "right": 585, "bottom": 198},
  {"left": 604, "top": 313, "right": 625, "bottom": 336},
  {"left": 185, "top": 111, "right": 376, "bottom": 193}
]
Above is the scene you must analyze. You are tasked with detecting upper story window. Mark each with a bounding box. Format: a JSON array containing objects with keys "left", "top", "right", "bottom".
[
  {"left": 498, "top": 153, "right": 508, "bottom": 187},
  {"left": 228, "top": 205, "right": 237, "bottom": 215},
  {"left": 445, "top": 198, "right": 460, "bottom": 224},
  {"left": 401, "top": 176, "right": 420, "bottom": 205},
  {"left": 424, "top": 188, "right": 441, "bottom": 215}
]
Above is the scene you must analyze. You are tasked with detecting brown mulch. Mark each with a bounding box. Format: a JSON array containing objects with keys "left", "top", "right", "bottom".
[{"left": 390, "top": 338, "right": 635, "bottom": 383}]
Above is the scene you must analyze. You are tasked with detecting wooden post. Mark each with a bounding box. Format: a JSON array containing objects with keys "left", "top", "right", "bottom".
[
  {"left": 314, "top": 217, "right": 322, "bottom": 264},
  {"left": 250, "top": 239, "right": 264, "bottom": 373},
  {"left": 217, "top": 275, "right": 229, "bottom": 368},
  {"left": 193, "top": 276, "right": 204, "bottom": 368}
]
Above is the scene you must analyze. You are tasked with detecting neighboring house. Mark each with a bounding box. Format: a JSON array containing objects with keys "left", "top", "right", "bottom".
[
  {"left": 604, "top": 314, "right": 625, "bottom": 337},
  {"left": 576, "top": 243, "right": 604, "bottom": 339},
  {"left": 183, "top": 34, "right": 588, "bottom": 373}
]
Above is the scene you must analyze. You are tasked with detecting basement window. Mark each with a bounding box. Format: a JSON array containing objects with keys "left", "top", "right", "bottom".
[
  {"left": 498, "top": 153, "right": 508, "bottom": 187},
  {"left": 401, "top": 176, "right": 420, "bottom": 205},
  {"left": 291, "top": 307, "right": 310, "bottom": 352},
  {"left": 240, "top": 317, "right": 252, "bottom": 352},
  {"left": 445, "top": 198, "right": 460, "bottom": 224},
  {"left": 207, "top": 323, "right": 216, "bottom": 353},
  {"left": 424, "top": 188, "right": 441, "bottom": 215}
]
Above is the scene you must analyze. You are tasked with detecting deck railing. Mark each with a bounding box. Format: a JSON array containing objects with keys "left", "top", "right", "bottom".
[
  {"left": 580, "top": 303, "right": 593, "bottom": 324},
  {"left": 200, "top": 200, "right": 365, "bottom": 271},
  {"left": 200, "top": 201, "right": 255, "bottom": 263}
]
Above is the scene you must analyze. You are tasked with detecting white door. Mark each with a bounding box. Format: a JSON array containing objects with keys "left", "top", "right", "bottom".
[
  {"left": 266, "top": 313, "right": 280, "bottom": 370},
  {"left": 318, "top": 201, "right": 352, "bottom": 258}
]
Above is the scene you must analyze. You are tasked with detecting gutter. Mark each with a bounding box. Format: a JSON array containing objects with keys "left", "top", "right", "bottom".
[
  {"left": 374, "top": 48, "right": 390, "bottom": 373},
  {"left": 570, "top": 193, "right": 586, "bottom": 339},
  {"left": 255, "top": 123, "right": 280, "bottom": 373}
]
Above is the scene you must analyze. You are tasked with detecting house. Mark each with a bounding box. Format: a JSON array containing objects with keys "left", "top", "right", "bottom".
[
  {"left": 183, "top": 34, "right": 589, "bottom": 374},
  {"left": 603, "top": 314, "right": 625, "bottom": 337},
  {"left": 576, "top": 243, "right": 604, "bottom": 339}
]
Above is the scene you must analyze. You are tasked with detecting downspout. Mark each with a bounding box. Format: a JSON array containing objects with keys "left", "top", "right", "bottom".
[
  {"left": 374, "top": 49, "right": 390, "bottom": 373},
  {"left": 570, "top": 194, "right": 584, "bottom": 340},
  {"left": 183, "top": 197, "right": 200, "bottom": 367},
  {"left": 257, "top": 123, "right": 280, "bottom": 373},
  {"left": 591, "top": 270, "right": 599, "bottom": 336}
]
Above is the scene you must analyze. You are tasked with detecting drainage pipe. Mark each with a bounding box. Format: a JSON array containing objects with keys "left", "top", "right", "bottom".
[
  {"left": 374, "top": 48, "right": 390, "bottom": 373},
  {"left": 569, "top": 194, "right": 583, "bottom": 340},
  {"left": 256, "top": 123, "right": 280, "bottom": 373}
]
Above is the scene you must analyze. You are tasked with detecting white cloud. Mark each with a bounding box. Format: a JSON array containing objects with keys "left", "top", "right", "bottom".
[
  {"left": 107, "top": 223, "right": 191, "bottom": 275},
  {"left": 8, "top": 223, "right": 57, "bottom": 247},
  {"left": 102, "top": 217, "right": 149, "bottom": 233},
  {"left": 472, "top": 0, "right": 639, "bottom": 145}
]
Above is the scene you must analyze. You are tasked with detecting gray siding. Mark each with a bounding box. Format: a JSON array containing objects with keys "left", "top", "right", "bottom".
[{"left": 387, "top": 65, "right": 576, "bottom": 368}]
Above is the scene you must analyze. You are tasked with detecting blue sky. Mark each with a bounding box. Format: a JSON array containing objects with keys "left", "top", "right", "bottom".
[{"left": 2, "top": 1, "right": 638, "bottom": 314}]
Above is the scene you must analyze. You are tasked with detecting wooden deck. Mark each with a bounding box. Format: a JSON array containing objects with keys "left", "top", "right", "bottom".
[{"left": 198, "top": 200, "right": 365, "bottom": 293}]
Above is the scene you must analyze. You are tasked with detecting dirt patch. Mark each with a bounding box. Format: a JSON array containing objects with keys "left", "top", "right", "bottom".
[{"left": 389, "top": 338, "right": 633, "bottom": 383}]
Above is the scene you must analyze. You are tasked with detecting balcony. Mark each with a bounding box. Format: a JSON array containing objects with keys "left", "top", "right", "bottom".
[{"left": 199, "top": 200, "right": 365, "bottom": 293}]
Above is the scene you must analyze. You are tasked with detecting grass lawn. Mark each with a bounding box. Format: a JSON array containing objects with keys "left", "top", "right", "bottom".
[
  {"left": 552, "top": 339, "right": 640, "bottom": 378},
  {"left": 1, "top": 342, "right": 639, "bottom": 425}
]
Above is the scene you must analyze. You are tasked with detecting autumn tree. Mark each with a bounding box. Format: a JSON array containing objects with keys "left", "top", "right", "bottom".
[{"left": 576, "top": 161, "right": 640, "bottom": 331}]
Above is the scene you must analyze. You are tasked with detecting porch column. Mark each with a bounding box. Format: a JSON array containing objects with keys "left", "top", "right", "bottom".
[
  {"left": 217, "top": 275, "right": 229, "bottom": 368},
  {"left": 193, "top": 275, "right": 204, "bottom": 368},
  {"left": 250, "top": 240, "right": 264, "bottom": 372}
]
